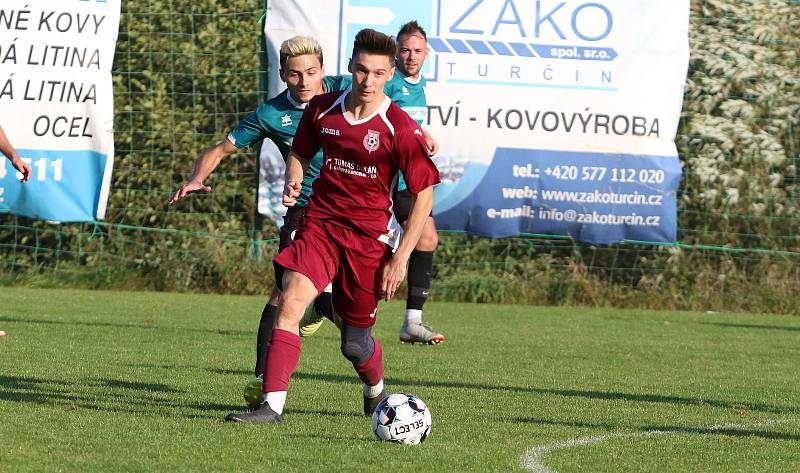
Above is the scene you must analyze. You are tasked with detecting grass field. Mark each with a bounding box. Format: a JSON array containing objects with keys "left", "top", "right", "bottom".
[{"left": 0, "top": 287, "right": 798, "bottom": 472}]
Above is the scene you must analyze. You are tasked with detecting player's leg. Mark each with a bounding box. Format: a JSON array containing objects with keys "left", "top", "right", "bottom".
[
  {"left": 244, "top": 207, "right": 304, "bottom": 408},
  {"left": 333, "top": 226, "right": 392, "bottom": 415},
  {"left": 283, "top": 206, "right": 333, "bottom": 337},
  {"left": 253, "top": 207, "right": 301, "bottom": 376},
  {"left": 254, "top": 287, "right": 281, "bottom": 378},
  {"left": 340, "top": 323, "right": 385, "bottom": 416},
  {"left": 400, "top": 215, "right": 445, "bottom": 344},
  {"left": 394, "top": 189, "right": 445, "bottom": 344},
  {"left": 243, "top": 285, "right": 281, "bottom": 409},
  {"left": 226, "top": 217, "right": 338, "bottom": 423},
  {"left": 226, "top": 270, "right": 317, "bottom": 423}
]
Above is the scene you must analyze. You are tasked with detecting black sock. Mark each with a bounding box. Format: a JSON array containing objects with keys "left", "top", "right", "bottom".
[
  {"left": 406, "top": 250, "right": 434, "bottom": 311},
  {"left": 314, "top": 291, "right": 335, "bottom": 322},
  {"left": 255, "top": 303, "right": 278, "bottom": 378}
]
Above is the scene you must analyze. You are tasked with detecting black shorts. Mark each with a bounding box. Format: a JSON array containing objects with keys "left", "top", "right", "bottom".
[
  {"left": 278, "top": 206, "right": 306, "bottom": 251},
  {"left": 392, "top": 189, "right": 433, "bottom": 223}
]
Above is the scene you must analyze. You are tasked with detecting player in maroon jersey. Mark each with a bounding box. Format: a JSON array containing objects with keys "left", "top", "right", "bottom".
[{"left": 224, "top": 28, "right": 440, "bottom": 423}]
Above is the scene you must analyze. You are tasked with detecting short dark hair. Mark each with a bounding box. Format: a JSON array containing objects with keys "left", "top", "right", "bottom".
[
  {"left": 351, "top": 28, "right": 397, "bottom": 59},
  {"left": 397, "top": 21, "right": 427, "bottom": 42}
]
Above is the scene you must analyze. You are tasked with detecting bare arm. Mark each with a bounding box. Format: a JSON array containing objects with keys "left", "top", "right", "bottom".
[
  {"left": 0, "top": 126, "right": 32, "bottom": 183},
  {"left": 169, "top": 139, "right": 239, "bottom": 204},
  {"left": 381, "top": 185, "right": 434, "bottom": 301},
  {"left": 282, "top": 151, "right": 311, "bottom": 207}
]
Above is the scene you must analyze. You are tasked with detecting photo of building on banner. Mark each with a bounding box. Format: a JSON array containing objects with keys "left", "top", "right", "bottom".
[
  {"left": 260, "top": 0, "right": 689, "bottom": 244},
  {"left": 0, "top": 0, "right": 121, "bottom": 222}
]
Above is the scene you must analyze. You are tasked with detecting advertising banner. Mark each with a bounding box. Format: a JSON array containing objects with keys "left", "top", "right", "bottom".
[
  {"left": 261, "top": 0, "right": 689, "bottom": 243},
  {"left": 0, "top": 0, "right": 120, "bottom": 222}
]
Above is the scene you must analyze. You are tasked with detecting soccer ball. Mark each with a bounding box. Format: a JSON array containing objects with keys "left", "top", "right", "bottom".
[{"left": 371, "top": 393, "right": 431, "bottom": 445}]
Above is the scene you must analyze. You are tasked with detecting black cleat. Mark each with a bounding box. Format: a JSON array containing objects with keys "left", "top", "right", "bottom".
[
  {"left": 224, "top": 402, "right": 283, "bottom": 423},
  {"left": 363, "top": 389, "right": 386, "bottom": 416}
]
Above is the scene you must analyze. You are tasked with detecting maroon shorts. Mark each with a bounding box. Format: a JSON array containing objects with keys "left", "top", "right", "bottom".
[{"left": 273, "top": 216, "right": 392, "bottom": 328}]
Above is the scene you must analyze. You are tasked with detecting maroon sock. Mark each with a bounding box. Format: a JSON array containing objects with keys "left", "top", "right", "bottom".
[
  {"left": 263, "top": 329, "right": 302, "bottom": 392},
  {"left": 353, "top": 337, "right": 384, "bottom": 386}
]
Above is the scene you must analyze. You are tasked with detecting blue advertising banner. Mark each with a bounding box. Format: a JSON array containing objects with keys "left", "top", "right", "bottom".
[
  {"left": 262, "top": 0, "right": 690, "bottom": 244},
  {"left": 0, "top": 0, "right": 120, "bottom": 222},
  {"left": 0, "top": 150, "right": 109, "bottom": 221}
]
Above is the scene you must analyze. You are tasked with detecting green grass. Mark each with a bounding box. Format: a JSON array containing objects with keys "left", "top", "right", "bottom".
[{"left": 0, "top": 288, "right": 798, "bottom": 472}]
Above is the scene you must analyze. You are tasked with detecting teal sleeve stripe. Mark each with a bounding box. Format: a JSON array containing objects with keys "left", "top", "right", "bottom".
[{"left": 226, "top": 133, "right": 245, "bottom": 150}]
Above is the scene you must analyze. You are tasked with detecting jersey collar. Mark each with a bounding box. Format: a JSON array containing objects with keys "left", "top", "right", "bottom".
[
  {"left": 394, "top": 63, "right": 422, "bottom": 85},
  {"left": 337, "top": 90, "right": 391, "bottom": 126},
  {"left": 285, "top": 90, "right": 308, "bottom": 109}
]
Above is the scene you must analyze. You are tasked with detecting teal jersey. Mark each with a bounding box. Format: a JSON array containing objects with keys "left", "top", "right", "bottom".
[
  {"left": 385, "top": 71, "right": 428, "bottom": 125},
  {"left": 384, "top": 70, "right": 428, "bottom": 191},
  {"left": 227, "top": 75, "right": 350, "bottom": 207}
]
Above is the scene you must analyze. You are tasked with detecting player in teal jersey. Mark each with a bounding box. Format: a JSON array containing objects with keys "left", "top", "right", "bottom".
[
  {"left": 387, "top": 21, "right": 445, "bottom": 345},
  {"left": 169, "top": 36, "right": 349, "bottom": 407}
]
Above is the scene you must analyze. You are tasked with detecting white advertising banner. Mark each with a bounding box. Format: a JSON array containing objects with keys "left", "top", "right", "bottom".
[
  {"left": 261, "top": 0, "right": 689, "bottom": 243},
  {"left": 0, "top": 0, "right": 120, "bottom": 221}
]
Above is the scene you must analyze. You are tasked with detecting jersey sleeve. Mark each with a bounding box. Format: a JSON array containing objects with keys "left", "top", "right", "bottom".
[
  {"left": 394, "top": 123, "right": 440, "bottom": 194},
  {"left": 228, "top": 104, "right": 273, "bottom": 149},
  {"left": 290, "top": 100, "right": 322, "bottom": 160}
]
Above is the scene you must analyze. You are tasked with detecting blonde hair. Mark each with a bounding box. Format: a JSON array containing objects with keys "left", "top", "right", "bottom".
[{"left": 279, "top": 36, "right": 323, "bottom": 69}]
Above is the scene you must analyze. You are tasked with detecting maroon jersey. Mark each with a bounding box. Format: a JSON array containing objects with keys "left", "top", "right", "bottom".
[{"left": 291, "top": 90, "right": 440, "bottom": 244}]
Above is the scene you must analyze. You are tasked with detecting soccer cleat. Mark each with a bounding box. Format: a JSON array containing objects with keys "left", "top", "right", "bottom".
[
  {"left": 364, "top": 389, "right": 386, "bottom": 416},
  {"left": 243, "top": 376, "right": 263, "bottom": 410},
  {"left": 299, "top": 308, "right": 326, "bottom": 338},
  {"left": 399, "top": 321, "right": 446, "bottom": 345},
  {"left": 224, "top": 402, "right": 283, "bottom": 423}
]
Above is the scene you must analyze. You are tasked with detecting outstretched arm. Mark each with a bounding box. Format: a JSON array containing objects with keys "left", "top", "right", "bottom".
[
  {"left": 0, "top": 126, "right": 32, "bottom": 183},
  {"left": 169, "top": 139, "right": 239, "bottom": 204},
  {"left": 381, "top": 185, "right": 434, "bottom": 301}
]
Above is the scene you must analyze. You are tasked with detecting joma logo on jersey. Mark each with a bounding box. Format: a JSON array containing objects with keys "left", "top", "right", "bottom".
[
  {"left": 321, "top": 127, "right": 340, "bottom": 136},
  {"left": 363, "top": 129, "right": 380, "bottom": 153}
]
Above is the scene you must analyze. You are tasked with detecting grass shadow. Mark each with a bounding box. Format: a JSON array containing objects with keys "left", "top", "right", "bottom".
[
  {"left": 0, "top": 315, "right": 249, "bottom": 337},
  {"left": 700, "top": 322, "right": 800, "bottom": 333},
  {"left": 643, "top": 423, "right": 800, "bottom": 442},
  {"left": 289, "top": 408, "right": 362, "bottom": 419},
  {"left": 98, "top": 379, "right": 185, "bottom": 393}
]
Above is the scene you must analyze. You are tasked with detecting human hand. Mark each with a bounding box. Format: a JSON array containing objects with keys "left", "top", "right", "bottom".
[
  {"left": 168, "top": 180, "right": 211, "bottom": 205},
  {"left": 282, "top": 180, "right": 301, "bottom": 207},
  {"left": 381, "top": 255, "right": 408, "bottom": 302},
  {"left": 10, "top": 157, "right": 32, "bottom": 183},
  {"left": 423, "top": 130, "right": 439, "bottom": 156}
]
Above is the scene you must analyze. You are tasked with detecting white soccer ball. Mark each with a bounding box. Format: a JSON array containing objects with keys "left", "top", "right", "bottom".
[{"left": 371, "top": 393, "right": 431, "bottom": 445}]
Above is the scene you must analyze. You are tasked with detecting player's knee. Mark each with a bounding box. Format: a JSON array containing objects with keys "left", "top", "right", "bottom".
[
  {"left": 416, "top": 226, "right": 438, "bottom": 251},
  {"left": 341, "top": 341, "right": 369, "bottom": 363},
  {"left": 340, "top": 326, "right": 374, "bottom": 364},
  {"left": 278, "top": 291, "right": 311, "bottom": 320}
]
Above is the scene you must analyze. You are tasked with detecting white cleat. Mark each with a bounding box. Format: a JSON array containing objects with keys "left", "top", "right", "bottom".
[{"left": 399, "top": 321, "right": 445, "bottom": 345}]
